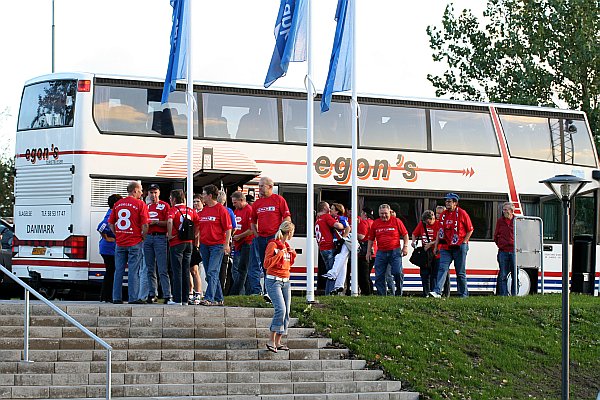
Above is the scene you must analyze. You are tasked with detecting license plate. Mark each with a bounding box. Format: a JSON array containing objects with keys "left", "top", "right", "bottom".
[{"left": 32, "top": 247, "right": 46, "bottom": 255}]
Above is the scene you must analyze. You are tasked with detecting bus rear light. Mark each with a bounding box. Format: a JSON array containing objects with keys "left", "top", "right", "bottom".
[
  {"left": 64, "top": 235, "right": 87, "bottom": 259},
  {"left": 12, "top": 236, "right": 19, "bottom": 257},
  {"left": 14, "top": 235, "right": 87, "bottom": 259},
  {"left": 77, "top": 80, "right": 91, "bottom": 92}
]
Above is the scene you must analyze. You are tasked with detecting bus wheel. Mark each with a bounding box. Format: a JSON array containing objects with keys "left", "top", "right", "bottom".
[
  {"left": 38, "top": 287, "right": 57, "bottom": 300},
  {"left": 507, "top": 268, "right": 531, "bottom": 296}
]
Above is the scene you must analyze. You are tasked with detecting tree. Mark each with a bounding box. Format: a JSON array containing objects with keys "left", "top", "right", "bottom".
[
  {"left": 0, "top": 108, "right": 14, "bottom": 217},
  {"left": 427, "top": 0, "right": 600, "bottom": 146}
]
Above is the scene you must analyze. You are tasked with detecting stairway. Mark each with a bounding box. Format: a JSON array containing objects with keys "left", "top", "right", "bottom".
[{"left": 0, "top": 301, "right": 419, "bottom": 399}]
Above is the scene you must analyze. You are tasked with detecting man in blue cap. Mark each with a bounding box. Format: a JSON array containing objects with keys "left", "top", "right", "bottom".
[{"left": 430, "top": 193, "right": 473, "bottom": 298}]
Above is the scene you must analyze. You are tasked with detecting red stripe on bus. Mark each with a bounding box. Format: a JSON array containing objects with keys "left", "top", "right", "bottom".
[
  {"left": 255, "top": 160, "right": 307, "bottom": 166},
  {"left": 489, "top": 106, "right": 521, "bottom": 213},
  {"left": 17, "top": 151, "right": 166, "bottom": 159},
  {"left": 13, "top": 259, "right": 91, "bottom": 267}
]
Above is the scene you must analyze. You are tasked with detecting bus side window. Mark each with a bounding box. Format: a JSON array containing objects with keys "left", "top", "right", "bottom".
[{"left": 204, "top": 116, "right": 230, "bottom": 138}]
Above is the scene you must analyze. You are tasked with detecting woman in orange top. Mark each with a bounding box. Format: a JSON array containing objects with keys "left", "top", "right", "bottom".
[{"left": 264, "top": 221, "right": 296, "bottom": 353}]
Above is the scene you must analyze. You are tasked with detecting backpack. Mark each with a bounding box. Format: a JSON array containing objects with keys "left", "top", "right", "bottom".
[{"left": 176, "top": 207, "right": 195, "bottom": 241}]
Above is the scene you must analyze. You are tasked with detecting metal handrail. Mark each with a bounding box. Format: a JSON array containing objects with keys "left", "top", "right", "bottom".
[{"left": 0, "top": 264, "right": 112, "bottom": 400}]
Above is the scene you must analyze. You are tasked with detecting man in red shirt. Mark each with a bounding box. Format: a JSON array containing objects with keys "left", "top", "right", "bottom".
[
  {"left": 356, "top": 207, "right": 375, "bottom": 295},
  {"left": 248, "top": 176, "right": 291, "bottom": 297},
  {"left": 431, "top": 193, "right": 474, "bottom": 298},
  {"left": 108, "top": 181, "right": 149, "bottom": 304},
  {"left": 494, "top": 201, "right": 515, "bottom": 296},
  {"left": 315, "top": 201, "right": 344, "bottom": 295},
  {"left": 197, "top": 184, "right": 232, "bottom": 306},
  {"left": 366, "top": 204, "right": 409, "bottom": 296},
  {"left": 143, "top": 184, "right": 171, "bottom": 304},
  {"left": 166, "top": 189, "right": 200, "bottom": 305},
  {"left": 229, "top": 191, "right": 254, "bottom": 295}
]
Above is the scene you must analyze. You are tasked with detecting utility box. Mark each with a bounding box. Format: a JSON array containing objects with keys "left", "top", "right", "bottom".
[{"left": 571, "top": 234, "right": 594, "bottom": 294}]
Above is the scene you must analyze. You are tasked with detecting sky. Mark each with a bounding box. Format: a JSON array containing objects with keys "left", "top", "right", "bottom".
[{"left": 0, "top": 0, "right": 486, "bottom": 155}]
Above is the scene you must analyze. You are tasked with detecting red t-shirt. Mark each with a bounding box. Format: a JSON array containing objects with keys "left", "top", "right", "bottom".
[
  {"left": 251, "top": 194, "right": 291, "bottom": 237},
  {"left": 360, "top": 217, "right": 377, "bottom": 256},
  {"left": 168, "top": 204, "right": 200, "bottom": 247},
  {"left": 413, "top": 220, "right": 440, "bottom": 259},
  {"left": 438, "top": 207, "right": 474, "bottom": 248},
  {"left": 315, "top": 213, "right": 337, "bottom": 251},
  {"left": 367, "top": 216, "right": 408, "bottom": 251},
  {"left": 412, "top": 221, "right": 439, "bottom": 244},
  {"left": 108, "top": 196, "right": 150, "bottom": 247},
  {"left": 233, "top": 204, "right": 254, "bottom": 250},
  {"left": 147, "top": 200, "right": 170, "bottom": 234},
  {"left": 198, "top": 203, "right": 232, "bottom": 246}
]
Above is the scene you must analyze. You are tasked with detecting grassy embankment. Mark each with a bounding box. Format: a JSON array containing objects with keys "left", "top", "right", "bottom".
[{"left": 228, "top": 294, "right": 600, "bottom": 400}]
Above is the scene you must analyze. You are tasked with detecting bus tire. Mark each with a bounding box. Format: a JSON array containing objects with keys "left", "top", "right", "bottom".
[
  {"left": 38, "top": 286, "right": 57, "bottom": 300},
  {"left": 507, "top": 268, "right": 531, "bottom": 296}
]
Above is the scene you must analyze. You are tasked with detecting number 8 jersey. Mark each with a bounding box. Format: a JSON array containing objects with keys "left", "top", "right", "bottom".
[{"left": 108, "top": 196, "right": 150, "bottom": 247}]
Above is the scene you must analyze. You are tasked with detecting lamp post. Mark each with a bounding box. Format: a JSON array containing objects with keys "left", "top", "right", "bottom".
[{"left": 539, "top": 174, "right": 590, "bottom": 400}]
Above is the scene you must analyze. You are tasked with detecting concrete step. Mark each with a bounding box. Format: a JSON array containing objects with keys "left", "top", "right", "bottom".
[
  {"left": 0, "top": 316, "right": 298, "bottom": 330},
  {"left": 0, "top": 335, "right": 328, "bottom": 352},
  {"left": 0, "top": 327, "right": 314, "bottom": 342},
  {"left": 9, "top": 380, "right": 405, "bottom": 398},
  {"left": 0, "top": 302, "right": 276, "bottom": 319},
  {"left": 1, "top": 369, "right": 385, "bottom": 387},
  {"left": 0, "top": 303, "right": 419, "bottom": 400},
  {"left": 0, "top": 347, "right": 351, "bottom": 364},
  {"left": 43, "top": 392, "right": 420, "bottom": 400},
  {"left": 0, "top": 359, "right": 368, "bottom": 375}
]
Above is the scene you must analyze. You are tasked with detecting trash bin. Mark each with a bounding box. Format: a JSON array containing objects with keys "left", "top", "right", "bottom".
[{"left": 571, "top": 234, "right": 594, "bottom": 294}]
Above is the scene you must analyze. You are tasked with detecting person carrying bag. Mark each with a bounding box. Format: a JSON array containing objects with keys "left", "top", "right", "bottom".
[{"left": 411, "top": 210, "right": 439, "bottom": 296}]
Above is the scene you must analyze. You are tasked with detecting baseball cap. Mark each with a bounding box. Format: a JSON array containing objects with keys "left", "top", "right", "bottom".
[
  {"left": 444, "top": 192, "right": 460, "bottom": 201},
  {"left": 148, "top": 184, "right": 160, "bottom": 191}
]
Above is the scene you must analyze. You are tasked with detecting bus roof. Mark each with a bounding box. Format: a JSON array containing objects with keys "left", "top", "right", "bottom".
[{"left": 25, "top": 72, "right": 586, "bottom": 117}]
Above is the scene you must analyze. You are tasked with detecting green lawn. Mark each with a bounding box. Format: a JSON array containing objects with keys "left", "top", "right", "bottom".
[{"left": 228, "top": 294, "right": 600, "bottom": 400}]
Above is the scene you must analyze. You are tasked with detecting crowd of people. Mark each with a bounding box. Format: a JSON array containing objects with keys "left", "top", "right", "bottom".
[
  {"left": 98, "top": 180, "right": 517, "bottom": 307},
  {"left": 97, "top": 177, "right": 292, "bottom": 306}
]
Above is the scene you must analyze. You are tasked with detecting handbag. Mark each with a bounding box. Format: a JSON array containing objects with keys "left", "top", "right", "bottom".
[
  {"left": 409, "top": 246, "right": 428, "bottom": 268},
  {"left": 409, "top": 222, "right": 431, "bottom": 268}
]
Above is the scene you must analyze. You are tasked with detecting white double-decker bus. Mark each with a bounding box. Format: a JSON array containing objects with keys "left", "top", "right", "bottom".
[{"left": 12, "top": 72, "right": 600, "bottom": 296}]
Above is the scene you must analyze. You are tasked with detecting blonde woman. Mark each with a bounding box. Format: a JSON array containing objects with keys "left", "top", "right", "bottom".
[{"left": 263, "top": 221, "right": 296, "bottom": 353}]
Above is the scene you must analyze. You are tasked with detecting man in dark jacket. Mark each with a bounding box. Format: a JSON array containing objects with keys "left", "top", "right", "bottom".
[{"left": 494, "top": 202, "right": 515, "bottom": 296}]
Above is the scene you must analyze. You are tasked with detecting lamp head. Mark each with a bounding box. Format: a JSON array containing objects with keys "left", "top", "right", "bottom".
[{"left": 540, "top": 174, "right": 590, "bottom": 201}]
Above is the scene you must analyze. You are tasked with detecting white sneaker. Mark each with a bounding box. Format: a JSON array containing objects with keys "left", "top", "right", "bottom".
[
  {"left": 166, "top": 299, "right": 178, "bottom": 305},
  {"left": 193, "top": 293, "right": 203, "bottom": 305},
  {"left": 429, "top": 291, "right": 441, "bottom": 298}
]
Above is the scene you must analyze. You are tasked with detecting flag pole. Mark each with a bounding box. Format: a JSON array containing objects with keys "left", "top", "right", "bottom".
[
  {"left": 186, "top": 0, "right": 193, "bottom": 207},
  {"left": 350, "top": 0, "right": 358, "bottom": 296},
  {"left": 305, "top": 0, "right": 315, "bottom": 303}
]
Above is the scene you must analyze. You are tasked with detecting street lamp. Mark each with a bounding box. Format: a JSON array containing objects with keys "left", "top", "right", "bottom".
[{"left": 539, "top": 174, "right": 590, "bottom": 400}]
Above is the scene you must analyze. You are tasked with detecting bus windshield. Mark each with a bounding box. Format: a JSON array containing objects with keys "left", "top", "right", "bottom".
[{"left": 17, "top": 80, "right": 77, "bottom": 130}]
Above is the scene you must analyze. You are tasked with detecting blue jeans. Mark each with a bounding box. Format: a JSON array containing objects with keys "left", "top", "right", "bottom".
[
  {"left": 497, "top": 251, "right": 514, "bottom": 296},
  {"left": 138, "top": 251, "right": 148, "bottom": 300},
  {"left": 435, "top": 243, "right": 469, "bottom": 297},
  {"left": 320, "top": 249, "right": 336, "bottom": 294},
  {"left": 144, "top": 234, "right": 171, "bottom": 299},
  {"left": 247, "top": 235, "right": 274, "bottom": 295},
  {"left": 170, "top": 242, "right": 192, "bottom": 304},
  {"left": 374, "top": 248, "right": 403, "bottom": 296},
  {"left": 200, "top": 243, "right": 225, "bottom": 302},
  {"left": 113, "top": 242, "right": 144, "bottom": 302},
  {"left": 230, "top": 243, "right": 250, "bottom": 295},
  {"left": 265, "top": 277, "right": 291, "bottom": 334}
]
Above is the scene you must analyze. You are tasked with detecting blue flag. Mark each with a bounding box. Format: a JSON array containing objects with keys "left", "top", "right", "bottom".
[
  {"left": 264, "top": 0, "right": 307, "bottom": 88},
  {"left": 321, "top": 0, "right": 353, "bottom": 113},
  {"left": 162, "top": 0, "right": 188, "bottom": 104}
]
